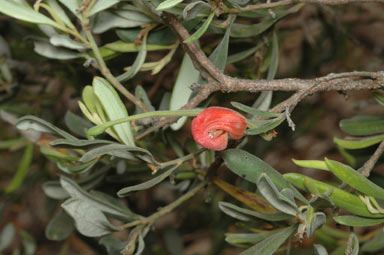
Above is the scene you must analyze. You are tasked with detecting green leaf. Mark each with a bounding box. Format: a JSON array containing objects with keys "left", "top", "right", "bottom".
[
  {"left": 50, "top": 138, "right": 113, "bottom": 149},
  {"left": 116, "top": 34, "right": 147, "bottom": 82},
  {"left": 6, "top": 142, "right": 34, "bottom": 193},
  {"left": 183, "top": 1, "right": 210, "bottom": 20},
  {"left": 307, "top": 212, "right": 326, "bottom": 238},
  {"left": 87, "top": 0, "right": 120, "bottom": 16},
  {"left": 42, "top": 181, "right": 69, "bottom": 200},
  {"left": 218, "top": 202, "right": 293, "bottom": 222},
  {"left": 284, "top": 173, "right": 384, "bottom": 218},
  {"left": 361, "top": 227, "right": 384, "bottom": 252},
  {"left": 325, "top": 159, "right": 384, "bottom": 200},
  {"left": 156, "top": 0, "right": 184, "bottom": 11},
  {"left": 184, "top": 11, "right": 215, "bottom": 43},
  {"left": 45, "top": 210, "right": 74, "bottom": 241},
  {"left": 19, "top": 230, "right": 36, "bottom": 255},
  {"left": 334, "top": 215, "right": 384, "bottom": 227},
  {"left": 267, "top": 30, "right": 279, "bottom": 80},
  {"left": 64, "top": 111, "right": 93, "bottom": 138},
  {"left": 33, "top": 40, "right": 82, "bottom": 59},
  {"left": 223, "top": 149, "right": 307, "bottom": 203},
  {"left": 349, "top": 233, "right": 359, "bottom": 255},
  {"left": 257, "top": 174, "right": 298, "bottom": 216},
  {"left": 99, "top": 236, "right": 128, "bottom": 255},
  {"left": 225, "top": 231, "right": 278, "bottom": 245},
  {"left": 117, "top": 28, "right": 176, "bottom": 45},
  {"left": 340, "top": 115, "right": 384, "bottom": 136},
  {"left": 334, "top": 134, "right": 384, "bottom": 149},
  {"left": 230, "top": 4, "right": 303, "bottom": 38},
  {"left": 0, "top": 0, "right": 62, "bottom": 29},
  {"left": 231, "top": 102, "right": 280, "bottom": 118},
  {"left": 47, "top": 0, "right": 75, "bottom": 29},
  {"left": 62, "top": 198, "right": 119, "bottom": 237},
  {"left": 104, "top": 40, "right": 174, "bottom": 52},
  {"left": 209, "top": 15, "right": 235, "bottom": 72},
  {"left": 117, "top": 164, "right": 180, "bottom": 197},
  {"left": 93, "top": 77, "right": 135, "bottom": 145},
  {"left": 253, "top": 91, "right": 273, "bottom": 111},
  {"left": 239, "top": 224, "right": 298, "bottom": 255},
  {"left": 246, "top": 117, "right": 285, "bottom": 135},
  {"left": 292, "top": 159, "right": 329, "bottom": 171},
  {"left": 170, "top": 53, "right": 200, "bottom": 130}
]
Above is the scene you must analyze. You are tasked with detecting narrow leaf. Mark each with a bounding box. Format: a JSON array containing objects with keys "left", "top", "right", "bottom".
[
  {"left": 334, "top": 134, "right": 384, "bottom": 149},
  {"left": 184, "top": 11, "right": 215, "bottom": 43},
  {"left": 45, "top": 210, "right": 74, "bottom": 241},
  {"left": 334, "top": 215, "right": 384, "bottom": 227},
  {"left": 340, "top": 115, "right": 384, "bottom": 136},
  {"left": 292, "top": 159, "right": 329, "bottom": 171},
  {"left": 156, "top": 0, "right": 184, "bottom": 11}
]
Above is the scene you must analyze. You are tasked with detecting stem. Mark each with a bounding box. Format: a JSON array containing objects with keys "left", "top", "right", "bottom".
[
  {"left": 160, "top": 148, "right": 206, "bottom": 168},
  {"left": 81, "top": 18, "right": 148, "bottom": 112},
  {"left": 122, "top": 180, "right": 208, "bottom": 229},
  {"left": 87, "top": 109, "right": 203, "bottom": 136}
]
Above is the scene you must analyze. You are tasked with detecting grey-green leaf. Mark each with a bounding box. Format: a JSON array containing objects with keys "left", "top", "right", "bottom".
[
  {"left": 184, "top": 11, "right": 215, "bottom": 43},
  {"left": 0, "top": 0, "right": 61, "bottom": 29},
  {"left": 45, "top": 210, "right": 74, "bottom": 241},
  {"left": 361, "top": 227, "right": 384, "bottom": 252},
  {"left": 87, "top": 0, "right": 120, "bottom": 17},
  {"left": 223, "top": 149, "right": 307, "bottom": 203},
  {"left": 0, "top": 223, "right": 15, "bottom": 251},
  {"left": 314, "top": 244, "right": 328, "bottom": 255},
  {"left": 156, "top": 0, "right": 184, "bottom": 11},
  {"left": 49, "top": 34, "right": 87, "bottom": 50},
  {"left": 240, "top": 224, "right": 298, "bottom": 255},
  {"left": 117, "top": 164, "right": 180, "bottom": 197},
  {"left": 33, "top": 40, "right": 82, "bottom": 59},
  {"left": 62, "top": 198, "right": 119, "bottom": 237},
  {"left": 170, "top": 53, "right": 200, "bottom": 130},
  {"left": 231, "top": 102, "right": 280, "bottom": 118}
]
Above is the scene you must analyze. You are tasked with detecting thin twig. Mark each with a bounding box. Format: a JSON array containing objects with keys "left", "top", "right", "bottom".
[{"left": 361, "top": 140, "right": 384, "bottom": 177}]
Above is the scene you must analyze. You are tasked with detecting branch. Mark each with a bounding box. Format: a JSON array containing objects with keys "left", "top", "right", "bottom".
[{"left": 360, "top": 140, "right": 384, "bottom": 177}]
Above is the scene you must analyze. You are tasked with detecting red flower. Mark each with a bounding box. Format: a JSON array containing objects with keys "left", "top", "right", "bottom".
[{"left": 191, "top": 107, "right": 247, "bottom": 151}]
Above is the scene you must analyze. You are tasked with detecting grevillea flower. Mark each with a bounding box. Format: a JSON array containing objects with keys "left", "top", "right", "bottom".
[{"left": 191, "top": 107, "right": 247, "bottom": 151}]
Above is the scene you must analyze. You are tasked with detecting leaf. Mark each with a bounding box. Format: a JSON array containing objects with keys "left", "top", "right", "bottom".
[
  {"left": 184, "top": 11, "right": 215, "bottom": 43},
  {"left": 253, "top": 91, "right": 273, "bottom": 111},
  {"left": 170, "top": 53, "right": 200, "bottom": 130},
  {"left": 0, "top": 223, "right": 15, "bottom": 251},
  {"left": 93, "top": 10, "right": 151, "bottom": 34},
  {"left": 307, "top": 212, "right": 326, "bottom": 238},
  {"left": 16, "top": 115, "right": 77, "bottom": 140},
  {"left": 42, "top": 181, "right": 69, "bottom": 200},
  {"left": 340, "top": 115, "right": 384, "bottom": 136},
  {"left": 292, "top": 159, "right": 329, "bottom": 171},
  {"left": 334, "top": 134, "right": 384, "bottom": 149},
  {"left": 19, "top": 230, "right": 36, "bottom": 255},
  {"left": 156, "top": 0, "right": 184, "bottom": 11},
  {"left": 58, "top": 0, "right": 80, "bottom": 17},
  {"left": 117, "top": 27, "right": 176, "bottom": 45},
  {"left": 257, "top": 174, "right": 298, "bottom": 216},
  {"left": 62, "top": 198, "right": 119, "bottom": 237},
  {"left": 104, "top": 40, "right": 174, "bottom": 52},
  {"left": 284, "top": 173, "right": 384, "bottom": 218},
  {"left": 349, "top": 232, "right": 359, "bottom": 255},
  {"left": 163, "top": 228, "right": 184, "bottom": 255},
  {"left": 218, "top": 202, "right": 292, "bottom": 222},
  {"left": 33, "top": 40, "right": 82, "bottom": 59},
  {"left": 227, "top": 0, "right": 250, "bottom": 5},
  {"left": 219, "top": 202, "right": 253, "bottom": 221},
  {"left": 49, "top": 34, "right": 87, "bottom": 50},
  {"left": 361, "top": 227, "right": 384, "bottom": 252},
  {"left": 246, "top": 116, "right": 285, "bottom": 135},
  {"left": 231, "top": 102, "right": 280, "bottom": 118},
  {"left": 223, "top": 149, "right": 307, "bottom": 203},
  {"left": 6, "top": 142, "right": 34, "bottom": 193},
  {"left": 314, "top": 244, "right": 328, "bottom": 255},
  {"left": 47, "top": 0, "right": 75, "bottom": 28},
  {"left": 213, "top": 178, "right": 276, "bottom": 213},
  {"left": 99, "top": 236, "right": 128, "bottom": 255},
  {"left": 182, "top": 1, "right": 210, "bottom": 20},
  {"left": 230, "top": 4, "right": 303, "bottom": 38},
  {"left": 0, "top": 0, "right": 61, "bottom": 29},
  {"left": 64, "top": 111, "right": 93, "bottom": 138},
  {"left": 209, "top": 15, "right": 235, "bottom": 72},
  {"left": 334, "top": 215, "right": 384, "bottom": 227},
  {"left": 116, "top": 34, "right": 147, "bottom": 82},
  {"left": 227, "top": 44, "right": 263, "bottom": 64},
  {"left": 267, "top": 30, "right": 279, "bottom": 80},
  {"left": 60, "top": 176, "right": 140, "bottom": 220},
  {"left": 45, "top": 210, "right": 74, "bottom": 241},
  {"left": 93, "top": 77, "right": 135, "bottom": 146},
  {"left": 50, "top": 138, "right": 113, "bottom": 149},
  {"left": 117, "top": 164, "right": 180, "bottom": 197},
  {"left": 225, "top": 231, "right": 278, "bottom": 245},
  {"left": 87, "top": 0, "right": 120, "bottom": 16},
  {"left": 80, "top": 144, "right": 159, "bottom": 166},
  {"left": 325, "top": 159, "right": 384, "bottom": 200},
  {"left": 239, "top": 224, "right": 298, "bottom": 255}
]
